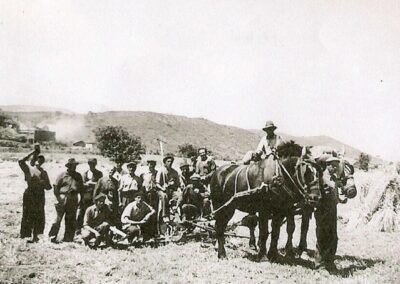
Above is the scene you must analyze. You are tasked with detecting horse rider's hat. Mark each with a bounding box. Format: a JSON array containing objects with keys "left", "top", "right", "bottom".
[
  {"left": 65, "top": 158, "right": 79, "bottom": 168},
  {"left": 263, "top": 121, "right": 277, "bottom": 131},
  {"left": 163, "top": 153, "right": 175, "bottom": 163},
  {"left": 147, "top": 159, "right": 157, "bottom": 166},
  {"left": 88, "top": 158, "right": 97, "bottom": 165}
]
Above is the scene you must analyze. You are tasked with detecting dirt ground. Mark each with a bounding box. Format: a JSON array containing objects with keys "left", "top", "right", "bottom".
[{"left": 1, "top": 157, "right": 400, "bottom": 283}]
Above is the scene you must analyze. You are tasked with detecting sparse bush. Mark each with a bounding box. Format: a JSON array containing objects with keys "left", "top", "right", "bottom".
[
  {"left": 359, "top": 152, "right": 370, "bottom": 171},
  {"left": 178, "top": 143, "right": 198, "bottom": 158},
  {"left": 94, "top": 126, "right": 145, "bottom": 163}
]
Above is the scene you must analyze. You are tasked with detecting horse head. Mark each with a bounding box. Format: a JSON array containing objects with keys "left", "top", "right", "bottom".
[{"left": 276, "top": 143, "right": 322, "bottom": 207}]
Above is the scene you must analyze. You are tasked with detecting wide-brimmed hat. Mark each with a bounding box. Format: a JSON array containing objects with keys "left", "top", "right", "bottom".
[
  {"left": 88, "top": 158, "right": 97, "bottom": 165},
  {"left": 262, "top": 120, "right": 277, "bottom": 131},
  {"left": 127, "top": 161, "right": 138, "bottom": 168},
  {"left": 180, "top": 159, "right": 189, "bottom": 168},
  {"left": 163, "top": 153, "right": 175, "bottom": 163},
  {"left": 94, "top": 193, "right": 107, "bottom": 201},
  {"left": 326, "top": 156, "right": 340, "bottom": 163},
  {"left": 133, "top": 191, "right": 144, "bottom": 199},
  {"left": 65, "top": 158, "right": 79, "bottom": 167},
  {"left": 190, "top": 173, "right": 201, "bottom": 181}
]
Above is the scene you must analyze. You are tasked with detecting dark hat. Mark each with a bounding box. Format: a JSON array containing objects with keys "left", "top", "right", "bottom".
[
  {"left": 179, "top": 159, "right": 189, "bottom": 168},
  {"left": 88, "top": 158, "right": 97, "bottom": 165},
  {"left": 127, "top": 161, "right": 138, "bottom": 168},
  {"left": 94, "top": 193, "right": 107, "bottom": 201},
  {"left": 262, "top": 120, "right": 277, "bottom": 131},
  {"left": 147, "top": 159, "right": 157, "bottom": 165},
  {"left": 65, "top": 158, "right": 79, "bottom": 167},
  {"left": 163, "top": 153, "right": 175, "bottom": 163},
  {"left": 133, "top": 191, "right": 144, "bottom": 199}
]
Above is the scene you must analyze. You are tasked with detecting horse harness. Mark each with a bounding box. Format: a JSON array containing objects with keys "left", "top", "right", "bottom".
[{"left": 212, "top": 155, "right": 315, "bottom": 214}]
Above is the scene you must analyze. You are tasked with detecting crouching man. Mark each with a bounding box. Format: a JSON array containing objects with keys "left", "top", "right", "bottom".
[
  {"left": 81, "top": 193, "right": 112, "bottom": 248},
  {"left": 121, "top": 192, "right": 155, "bottom": 242}
]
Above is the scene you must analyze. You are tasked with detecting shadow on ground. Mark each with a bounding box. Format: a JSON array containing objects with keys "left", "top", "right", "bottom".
[{"left": 243, "top": 248, "right": 384, "bottom": 277}]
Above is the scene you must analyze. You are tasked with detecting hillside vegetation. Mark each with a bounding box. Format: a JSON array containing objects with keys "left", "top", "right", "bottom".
[{"left": 2, "top": 108, "right": 373, "bottom": 161}]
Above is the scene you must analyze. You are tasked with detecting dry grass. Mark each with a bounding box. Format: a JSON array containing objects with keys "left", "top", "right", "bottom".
[{"left": 1, "top": 153, "right": 400, "bottom": 283}]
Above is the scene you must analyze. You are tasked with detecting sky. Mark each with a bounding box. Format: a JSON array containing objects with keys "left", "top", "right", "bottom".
[{"left": 1, "top": 1, "right": 400, "bottom": 161}]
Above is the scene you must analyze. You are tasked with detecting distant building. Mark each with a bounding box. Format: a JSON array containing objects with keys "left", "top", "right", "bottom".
[
  {"left": 34, "top": 129, "right": 56, "bottom": 143},
  {"left": 72, "top": 140, "right": 97, "bottom": 151}
]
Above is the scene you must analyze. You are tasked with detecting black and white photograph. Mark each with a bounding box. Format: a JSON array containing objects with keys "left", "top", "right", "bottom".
[{"left": 1, "top": 1, "right": 400, "bottom": 283}]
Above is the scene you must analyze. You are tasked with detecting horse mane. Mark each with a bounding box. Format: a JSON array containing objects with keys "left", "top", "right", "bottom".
[{"left": 276, "top": 140, "right": 302, "bottom": 158}]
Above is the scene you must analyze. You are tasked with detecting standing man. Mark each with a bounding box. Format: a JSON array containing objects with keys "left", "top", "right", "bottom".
[
  {"left": 314, "top": 156, "right": 340, "bottom": 271},
  {"left": 93, "top": 167, "right": 120, "bottom": 226},
  {"left": 140, "top": 159, "right": 159, "bottom": 236},
  {"left": 156, "top": 153, "right": 182, "bottom": 223},
  {"left": 121, "top": 192, "right": 155, "bottom": 242},
  {"left": 18, "top": 147, "right": 52, "bottom": 243},
  {"left": 81, "top": 193, "right": 113, "bottom": 248},
  {"left": 76, "top": 158, "right": 103, "bottom": 231},
  {"left": 118, "top": 162, "right": 143, "bottom": 211},
  {"left": 48, "top": 158, "right": 84, "bottom": 243},
  {"left": 255, "top": 121, "right": 284, "bottom": 158},
  {"left": 195, "top": 147, "right": 217, "bottom": 186}
]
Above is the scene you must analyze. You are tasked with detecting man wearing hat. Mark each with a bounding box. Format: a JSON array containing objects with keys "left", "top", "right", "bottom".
[
  {"left": 156, "top": 154, "right": 182, "bottom": 225},
  {"left": 48, "top": 158, "right": 84, "bottom": 243},
  {"left": 140, "top": 159, "right": 159, "bottom": 236},
  {"left": 195, "top": 147, "right": 216, "bottom": 186},
  {"left": 179, "top": 159, "right": 193, "bottom": 187},
  {"left": 255, "top": 120, "right": 284, "bottom": 159},
  {"left": 93, "top": 167, "right": 120, "bottom": 226},
  {"left": 314, "top": 156, "right": 341, "bottom": 271},
  {"left": 81, "top": 193, "right": 113, "bottom": 248},
  {"left": 121, "top": 192, "right": 155, "bottom": 242},
  {"left": 76, "top": 158, "right": 103, "bottom": 232},
  {"left": 178, "top": 173, "right": 209, "bottom": 221},
  {"left": 18, "top": 147, "right": 52, "bottom": 243},
  {"left": 118, "top": 161, "right": 143, "bottom": 210}
]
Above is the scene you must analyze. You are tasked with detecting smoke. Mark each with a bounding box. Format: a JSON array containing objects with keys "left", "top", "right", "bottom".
[{"left": 45, "top": 116, "right": 90, "bottom": 143}]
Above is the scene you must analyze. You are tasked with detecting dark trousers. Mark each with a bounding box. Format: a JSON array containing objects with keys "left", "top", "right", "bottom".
[
  {"left": 48, "top": 193, "right": 79, "bottom": 242},
  {"left": 314, "top": 193, "right": 338, "bottom": 266},
  {"left": 20, "top": 189, "right": 45, "bottom": 238},
  {"left": 76, "top": 192, "right": 94, "bottom": 230}
]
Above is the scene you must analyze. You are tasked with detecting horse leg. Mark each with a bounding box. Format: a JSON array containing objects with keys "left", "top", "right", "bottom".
[
  {"left": 298, "top": 207, "right": 312, "bottom": 254},
  {"left": 249, "top": 226, "right": 257, "bottom": 250},
  {"left": 257, "top": 210, "right": 270, "bottom": 260},
  {"left": 214, "top": 208, "right": 235, "bottom": 259},
  {"left": 285, "top": 214, "right": 295, "bottom": 258},
  {"left": 268, "top": 214, "right": 284, "bottom": 262}
]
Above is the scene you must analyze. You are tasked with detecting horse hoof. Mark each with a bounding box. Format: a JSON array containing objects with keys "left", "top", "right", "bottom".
[
  {"left": 218, "top": 253, "right": 227, "bottom": 259},
  {"left": 256, "top": 254, "right": 268, "bottom": 262},
  {"left": 285, "top": 250, "right": 295, "bottom": 259},
  {"left": 268, "top": 252, "right": 283, "bottom": 263}
]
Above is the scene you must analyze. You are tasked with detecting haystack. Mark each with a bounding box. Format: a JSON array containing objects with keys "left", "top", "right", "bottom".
[{"left": 347, "top": 168, "right": 400, "bottom": 232}]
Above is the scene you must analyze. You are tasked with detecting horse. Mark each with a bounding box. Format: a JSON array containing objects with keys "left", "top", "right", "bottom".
[
  {"left": 287, "top": 154, "right": 357, "bottom": 256},
  {"left": 210, "top": 141, "right": 322, "bottom": 259}
]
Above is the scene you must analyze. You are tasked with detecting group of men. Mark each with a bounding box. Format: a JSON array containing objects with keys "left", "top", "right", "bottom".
[
  {"left": 18, "top": 120, "right": 342, "bottom": 270},
  {"left": 18, "top": 146, "right": 216, "bottom": 247}
]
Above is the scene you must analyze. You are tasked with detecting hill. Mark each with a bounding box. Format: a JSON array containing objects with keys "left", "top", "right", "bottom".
[{"left": 1, "top": 108, "right": 375, "bottom": 161}]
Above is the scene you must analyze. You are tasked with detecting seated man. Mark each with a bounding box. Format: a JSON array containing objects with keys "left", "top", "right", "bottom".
[
  {"left": 178, "top": 174, "right": 211, "bottom": 221},
  {"left": 121, "top": 192, "right": 155, "bottom": 242},
  {"left": 81, "top": 193, "right": 112, "bottom": 248}
]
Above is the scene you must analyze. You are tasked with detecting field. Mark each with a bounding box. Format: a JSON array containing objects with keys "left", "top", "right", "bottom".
[{"left": 1, "top": 152, "right": 400, "bottom": 283}]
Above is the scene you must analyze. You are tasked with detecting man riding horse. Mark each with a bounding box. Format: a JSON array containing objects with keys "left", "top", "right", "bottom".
[{"left": 210, "top": 137, "right": 322, "bottom": 261}]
